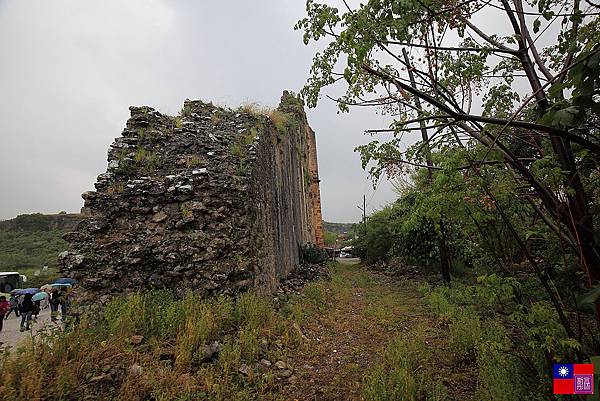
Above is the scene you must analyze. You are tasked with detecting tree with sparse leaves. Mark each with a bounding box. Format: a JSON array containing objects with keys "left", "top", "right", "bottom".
[{"left": 296, "top": 0, "right": 600, "bottom": 350}]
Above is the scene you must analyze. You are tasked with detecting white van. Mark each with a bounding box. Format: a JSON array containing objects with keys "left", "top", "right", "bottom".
[{"left": 0, "top": 272, "right": 27, "bottom": 292}]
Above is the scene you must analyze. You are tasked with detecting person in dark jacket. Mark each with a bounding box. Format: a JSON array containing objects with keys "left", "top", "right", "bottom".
[
  {"left": 50, "top": 289, "right": 59, "bottom": 321},
  {"left": 57, "top": 288, "right": 68, "bottom": 321},
  {"left": 5, "top": 295, "right": 20, "bottom": 319},
  {"left": 32, "top": 300, "right": 41, "bottom": 320},
  {"left": 19, "top": 293, "right": 34, "bottom": 332}
]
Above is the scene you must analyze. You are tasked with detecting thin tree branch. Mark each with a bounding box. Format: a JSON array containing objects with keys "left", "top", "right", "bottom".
[
  {"left": 464, "top": 20, "right": 515, "bottom": 52},
  {"left": 383, "top": 40, "right": 519, "bottom": 55},
  {"left": 361, "top": 61, "right": 600, "bottom": 155},
  {"left": 514, "top": 0, "right": 555, "bottom": 81}
]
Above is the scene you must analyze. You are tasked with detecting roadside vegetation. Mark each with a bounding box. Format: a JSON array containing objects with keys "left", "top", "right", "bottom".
[
  {"left": 296, "top": 0, "right": 600, "bottom": 398},
  {"left": 0, "top": 289, "right": 307, "bottom": 400},
  {"left": 0, "top": 262, "right": 486, "bottom": 400}
]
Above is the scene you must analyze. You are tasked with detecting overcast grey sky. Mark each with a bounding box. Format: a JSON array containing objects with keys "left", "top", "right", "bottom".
[{"left": 0, "top": 0, "right": 406, "bottom": 222}]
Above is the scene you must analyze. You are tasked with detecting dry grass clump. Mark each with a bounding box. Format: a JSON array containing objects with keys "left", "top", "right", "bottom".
[
  {"left": 239, "top": 102, "right": 271, "bottom": 117},
  {"left": 107, "top": 182, "right": 125, "bottom": 194}
]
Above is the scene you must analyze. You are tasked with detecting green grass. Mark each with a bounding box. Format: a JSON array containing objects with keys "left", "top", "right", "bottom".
[
  {"left": 420, "top": 282, "right": 553, "bottom": 400},
  {"left": 2, "top": 260, "right": 554, "bottom": 400},
  {"left": 362, "top": 330, "right": 447, "bottom": 401}
]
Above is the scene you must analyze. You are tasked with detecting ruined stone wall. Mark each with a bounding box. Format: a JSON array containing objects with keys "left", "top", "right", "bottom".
[
  {"left": 60, "top": 92, "right": 323, "bottom": 302},
  {"left": 306, "top": 125, "right": 324, "bottom": 248}
]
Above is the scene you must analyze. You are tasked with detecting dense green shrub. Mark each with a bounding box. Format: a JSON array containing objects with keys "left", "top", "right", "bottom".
[{"left": 299, "top": 243, "right": 328, "bottom": 264}]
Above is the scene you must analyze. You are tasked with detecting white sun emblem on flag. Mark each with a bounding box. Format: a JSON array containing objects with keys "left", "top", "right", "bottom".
[{"left": 559, "top": 366, "right": 570, "bottom": 377}]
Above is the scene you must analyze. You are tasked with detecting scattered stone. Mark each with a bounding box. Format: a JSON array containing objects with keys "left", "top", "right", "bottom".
[
  {"left": 129, "top": 364, "right": 143, "bottom": 376},
  {"left": 276, "top": 263, "right": 331, "bottom": 295},
  {"left": 159, "top": 351, "right": 175, "bottom": 362},
  {"left": 259, "top": 359, "right": 272, "bottom": 372},
  {"left": 275, "top": 360, "right": 288, "bottom": 370},
  {"left": 152, "top": 211, "right": 168, "bottom": 223},
  {"left": 277, "top": 369, "right": 293, "bottom": 379},
  {"left": 89, "top": 373, "right": 111, "bottom": 383},
  {"left": 202, "top": 341, "right": 221, "bottom": 361},
  {"left": 238, "top": 363, "right": 250, "bottom": 376},
  {"left": 130, "top": 335, "right": 144, "bottom": 345},
  {"left": 292, "top": 322, "right": 308, "bottom": 341},
  {"left": 259, "top": 339, "right": 269, "bottom": 354}
]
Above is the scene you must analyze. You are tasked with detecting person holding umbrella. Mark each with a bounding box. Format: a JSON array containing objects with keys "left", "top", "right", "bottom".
[
  {"left": 31, "top": 292, "right": 47, "bottom": 321},
  {"left": 50, "top": 282, "right": 73, "bottom": 321},
  {"left": 57, "top": 287, "right": 69, "bottom": 321},
  {"left": 19, "top": 293, "right": 34, "bottom": 331}
]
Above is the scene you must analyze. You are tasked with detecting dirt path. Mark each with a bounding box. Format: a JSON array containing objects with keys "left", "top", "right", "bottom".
[{"left": 282, "top": 262, "right": 434, "bottom": 401}]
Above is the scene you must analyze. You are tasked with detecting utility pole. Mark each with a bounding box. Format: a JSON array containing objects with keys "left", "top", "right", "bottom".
[
  {"left": 358, "top": 194, "right": 367, "bottom": 262},
  {"left": 357, "top": 195, "right": 367, "bottom": 232},
  {"left": 363, "top": 194, "right": 366, "bottom": 231}
]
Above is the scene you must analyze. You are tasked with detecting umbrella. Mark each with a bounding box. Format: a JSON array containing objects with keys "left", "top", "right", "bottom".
[
  {"left": 32, "top": 292, "right": 49, "bottom": 302},
  {"left": 10, "top": 288, "right": 41, "bottom": 295},
  {"left": 40, "top": 284, "right": 54, "bottom": 292},
  {"left": 54, "top": 278, "right": 78, "bottom": 285},
  {"left": 0, "top": 292, "right": 11, "bottom": 299},
  {"left": 51, "top": 283, "right": 72, "bottom": 288}
]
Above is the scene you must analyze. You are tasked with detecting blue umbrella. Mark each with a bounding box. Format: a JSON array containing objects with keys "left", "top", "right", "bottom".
[
  {"left": 11, "top": 288, "right": 41, "bottom": 295},
  {"left": 32, "top": 292, "right": 49, "bottom": 302},
  {"left": 51, "top": 283, "right": 72, "bottom": 288},
  {"left": 54, "top": 278, "right": 78, "bottom": 285}
]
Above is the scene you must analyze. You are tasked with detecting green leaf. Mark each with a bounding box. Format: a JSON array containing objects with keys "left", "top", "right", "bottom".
[
  {"left": 533, "top": 19, "right": 541, "bottom": 33},
  {"left": 551, "top": 106, "right": 580, "bottom": 129},
  {"left": 547, "top": 82, "right": 568, "bottom": 99}
]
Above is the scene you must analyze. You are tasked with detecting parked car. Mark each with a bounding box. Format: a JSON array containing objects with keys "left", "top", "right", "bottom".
[{"left": 0, "top": 272, "right": 27, "bottom": 293}]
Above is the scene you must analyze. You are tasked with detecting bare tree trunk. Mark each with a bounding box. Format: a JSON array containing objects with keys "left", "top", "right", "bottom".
[{"left": 403, "top": 48, "right": 453, "bottom": 283}]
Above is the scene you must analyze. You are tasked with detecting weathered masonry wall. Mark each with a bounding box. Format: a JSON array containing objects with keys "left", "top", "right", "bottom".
[{"left": 60, "top": 92, "right": 323, "bottom": 302}]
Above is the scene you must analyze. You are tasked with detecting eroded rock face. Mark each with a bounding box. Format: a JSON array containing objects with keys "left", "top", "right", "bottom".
[{"left": 60, "top": 92, "right": 323, "bottom": 302}]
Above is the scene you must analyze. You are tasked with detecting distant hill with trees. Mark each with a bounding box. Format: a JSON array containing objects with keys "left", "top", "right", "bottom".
[
  {"left": 322, "top": 221, "right": 354, "bottom": 235},
  {"left": 0, "top": 213, "right": 81, "bottom": 279}
]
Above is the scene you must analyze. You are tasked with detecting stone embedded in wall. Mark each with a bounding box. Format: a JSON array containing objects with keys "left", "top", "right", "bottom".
[{"left": 59, "top": 92, "right": 324, "bottom": 302}]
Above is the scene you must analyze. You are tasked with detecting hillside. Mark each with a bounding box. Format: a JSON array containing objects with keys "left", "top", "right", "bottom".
[
  {"left": 322, "top": 221, "right": 355, "bottom": 235},
  {"left": 0, "top": 212, "right": 81, "bottom": 275}
]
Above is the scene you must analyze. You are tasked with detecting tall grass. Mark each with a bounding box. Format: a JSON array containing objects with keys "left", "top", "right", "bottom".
[
  {"left": 422, "top": 283, "right": 547, "bottom": 400},
  {"left": 362, "top": 333, "right": 446, "bottom": 401},
  {"left": 448, "top": 307, "right": 481, "bottom": 362},
  {"left": 0, "top": 290, "right": 299, "bottom": 401}
]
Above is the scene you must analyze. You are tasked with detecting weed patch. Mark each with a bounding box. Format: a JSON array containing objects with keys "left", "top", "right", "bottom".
[{"left": 362, "top": 333, "right": 446, "bottom": 401}]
